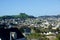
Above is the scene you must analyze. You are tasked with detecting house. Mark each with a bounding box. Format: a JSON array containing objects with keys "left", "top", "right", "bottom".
[
  {"left": 24, "top": 27, "right": 31, "bottom": 35},
  {"left": 21, "top": 27, "right": 31, "bottom": 35},
  {"left": 41, "top": 32, "right": 54, "bottom": 35}
]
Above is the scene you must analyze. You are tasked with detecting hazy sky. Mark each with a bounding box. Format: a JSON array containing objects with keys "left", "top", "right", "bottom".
[{"left": 0, "top": 0, "right": 60, "bottom": 16}]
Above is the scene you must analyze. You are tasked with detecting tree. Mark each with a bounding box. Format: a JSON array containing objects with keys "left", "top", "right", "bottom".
[
  {"left": 28, "top": 15, "right": 36, "bottom": 18},
  {"left": 56, "top": 34, "right": 60, "bottom": 40},
  {"left": 48, "top": 24, "right": 52, "bottom": 31},
  {"left": 19, "top": 13, "right": 29, "bottom": 19}
]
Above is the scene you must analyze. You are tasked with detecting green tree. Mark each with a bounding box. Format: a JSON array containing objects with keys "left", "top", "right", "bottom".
[
  {"left": 19, "top": 13, "right": 29, "bottom": 19},
  {"left": 56, "top": 34, "right": 60, "bottom": 40}
]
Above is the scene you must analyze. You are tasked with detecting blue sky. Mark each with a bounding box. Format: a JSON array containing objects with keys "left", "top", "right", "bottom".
[{"left": 0, "top": 0, "right": 60, "bottom": 17}]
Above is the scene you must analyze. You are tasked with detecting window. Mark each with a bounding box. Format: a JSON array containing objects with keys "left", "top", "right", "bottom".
[{"left": 10, "top": 32, "right": 17, "bottom": 40}]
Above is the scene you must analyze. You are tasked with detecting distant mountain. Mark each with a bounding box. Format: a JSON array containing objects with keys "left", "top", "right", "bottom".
[
  {"left": 38, "top": 15, "right": 60, "bottom": 18},
  {"left": 0, "top": 13, "right": 36, "bottom": 19}
]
